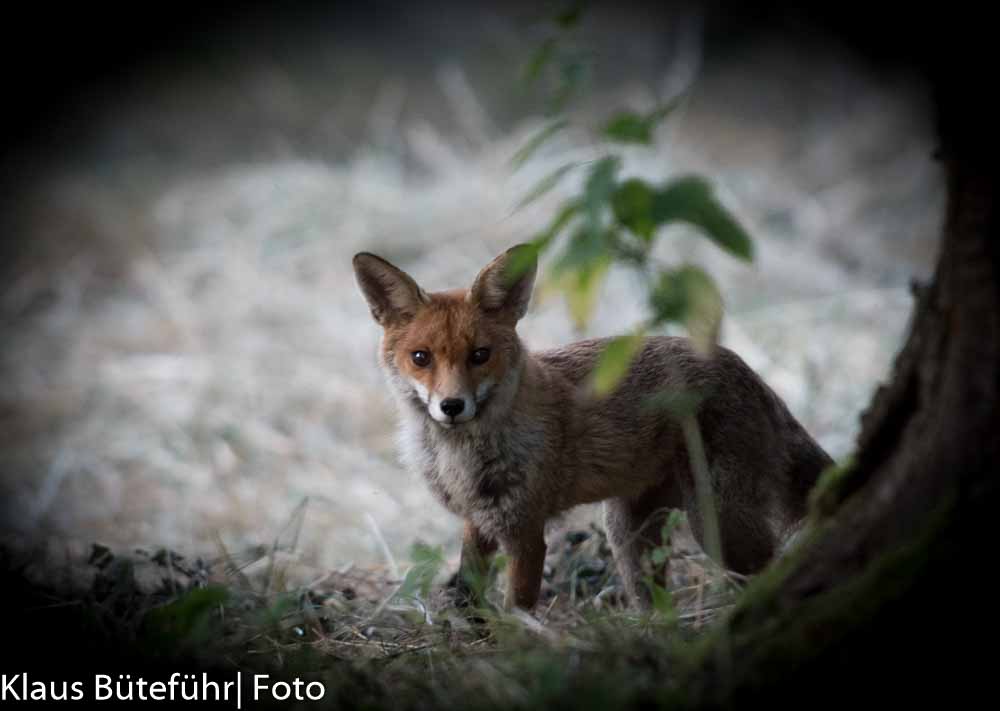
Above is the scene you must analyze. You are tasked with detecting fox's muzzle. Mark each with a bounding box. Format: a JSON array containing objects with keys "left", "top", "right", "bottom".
[
  {"left": 439, "top": 398, "right": 465, "bottom": 417},
  {"left": 429, "top": 392, "right": 476, "bottom": 425}
]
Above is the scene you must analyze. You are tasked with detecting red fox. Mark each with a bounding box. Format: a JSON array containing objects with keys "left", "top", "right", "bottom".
[{"left": 353, "top": 245, "right": 832, "bottom": 611}]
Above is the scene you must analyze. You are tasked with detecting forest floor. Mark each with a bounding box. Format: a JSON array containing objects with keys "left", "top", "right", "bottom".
[{"left": 4, "top": 517, "right": 745, "bottom": 709}]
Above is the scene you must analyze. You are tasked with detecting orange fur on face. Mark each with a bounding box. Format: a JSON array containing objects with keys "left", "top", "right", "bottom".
[{"left": 383, "top": 290, "right": 521, "bottom": 422}]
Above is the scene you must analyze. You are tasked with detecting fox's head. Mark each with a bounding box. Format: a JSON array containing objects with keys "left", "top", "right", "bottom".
[{"left": 353, "top": 245, "right": 537, "bottom": 428}]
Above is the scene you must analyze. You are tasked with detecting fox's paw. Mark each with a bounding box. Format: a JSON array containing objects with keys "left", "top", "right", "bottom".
[{"left": 443, "top": 571, "right": 491, "bottom": 625}]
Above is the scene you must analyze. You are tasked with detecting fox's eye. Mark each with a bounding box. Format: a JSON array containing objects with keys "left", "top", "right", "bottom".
[
  {"left": 411, "top": 350, "right": 431, "bottom": 367},
  {"left": 470, "top": 348, "right": 491, "bottom": 366}
]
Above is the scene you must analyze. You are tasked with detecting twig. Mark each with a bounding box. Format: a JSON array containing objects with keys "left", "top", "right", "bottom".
[{"left": 365, "top": 512, "right": 400, "bottom": 581}]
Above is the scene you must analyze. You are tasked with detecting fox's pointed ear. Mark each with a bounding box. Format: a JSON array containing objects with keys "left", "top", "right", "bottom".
[
  {"left": 353, "top": 253, "right": 430, "bottom": 326},
  {"left": 468, "top": 244, "right": 537, "bottom": 323}
]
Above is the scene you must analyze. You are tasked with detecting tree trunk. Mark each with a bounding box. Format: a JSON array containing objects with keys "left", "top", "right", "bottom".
[{"left": 671, "top": 71, "right": 1000, "bottom": 706}]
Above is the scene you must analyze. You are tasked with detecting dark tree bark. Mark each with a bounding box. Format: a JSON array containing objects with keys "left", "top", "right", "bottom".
[{"left": 670, "top": 14, "right": 1000, "bottom": 705}]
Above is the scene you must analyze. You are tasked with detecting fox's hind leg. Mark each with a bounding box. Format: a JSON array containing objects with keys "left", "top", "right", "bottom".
[{"left": 604, "top": 478, "right": 684, "bottom": 609}]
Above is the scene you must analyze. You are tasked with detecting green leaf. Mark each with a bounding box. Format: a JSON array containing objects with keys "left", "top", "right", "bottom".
[
  {"left": 533, "top": 199, "right": 580, "bottom": 251},
  {"left": 603, "top": 112, "right": 653, "bottom": 144},
  {"left": 649, "top": 265, "right": 724, "bottom": 353},
  {"left": 397, "top": 542, "right": 445, "bottom": 601},
  {"left": 550, "top": 53, "right": 591, "bottom": 112},
  {"left": 545, "top": 250, "right": 611, "bottom": 331},
  {"left": 650, "top": 547, "right": 670, "bottom": 566},
  {"left": 655, "top": 509, "right": 686, "bottom": 560},
  {"left": 565, "top": 258, "right": 610, "bottom": 330},
  {"left": 664, "top": 509, "right": 686, "bottom": 537},
  {"left": 652, "top": 176, "right": 754, "bottom": 262},
  {"left": 522, "top": 38, "right": 556, "bottom": 86},
  {"left": 611, "top": 174, "right": 752, "bottom": 258},
  {"left": 503, "top": 243, "right": 541, "bottom": 285},
  {"left": 678, "top": 267, "right": 723, "bottom": 352},
  {"left": 511, "top": 119, "right": 569, "bottom": 171},
  {"left": 584, "top": 156, "right": 620, "bottom": 208},
  {"left": 515, "top": 162, "right": 578, "bottom": 210},
  {"left": 582, "top": 155, "right": 620, "bottom": 236},
  {"left": 648, "top": 269, "right": 688, "bottom": 323},
  {"left": 641, "top": 388, "right": 707, "bottom": 419},
  {"left": 590, "top": 330, "right": 645, "bottom": 396},
  {"left": 260, "top": 593, "right": 300, "bottom": 628},
  {"left": 611, "top": 178, "right": 656, "bottom": 240},
  {"left": 552, "top": 224, "right": 608, "bottom": 275},
  {"left": 602, "top": 100, "right": 681, "bottom": 145},
  {"left": 647, "top": 581, "right": 677, "bottom": 622},
  {"left": 144, "top": 586, "right": 228, "bottom": 643},
  {"left": 556, "top": 1, "right": 585, "bottom": 28}
]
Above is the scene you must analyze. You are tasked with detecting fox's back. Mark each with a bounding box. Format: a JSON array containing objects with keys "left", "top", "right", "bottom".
[
  {"left": 536, "top": 336, "right": 719, "bottom": 392},
  {"left": 535, "top": 336, "right": 803, "bottom": 434}
]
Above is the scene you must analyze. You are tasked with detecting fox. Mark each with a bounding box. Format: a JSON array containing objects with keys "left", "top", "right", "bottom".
[{"left": 353, "top": 244, "right": 832, "bottom": 611}]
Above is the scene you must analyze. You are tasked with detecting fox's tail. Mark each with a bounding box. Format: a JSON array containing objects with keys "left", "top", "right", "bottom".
[{"left": 784, "top": 434, "right": 834, "bottom": 520}]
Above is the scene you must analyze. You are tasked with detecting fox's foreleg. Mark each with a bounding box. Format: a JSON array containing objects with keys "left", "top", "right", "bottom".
[
  {"left": 503, "top": 523, "right": 547, "bottom": 611},
  {"left": 455, "top": 520, "right": 498, "bottom": 607}
]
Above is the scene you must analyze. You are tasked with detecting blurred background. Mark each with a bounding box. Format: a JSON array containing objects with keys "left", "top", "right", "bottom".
[{"left": 0, "top": 1, "right": 941, "bottom": 576}]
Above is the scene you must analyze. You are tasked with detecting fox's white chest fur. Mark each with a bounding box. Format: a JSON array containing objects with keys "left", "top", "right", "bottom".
[{"left": 396, "top": 411, "right": 547, "bottom": 537}]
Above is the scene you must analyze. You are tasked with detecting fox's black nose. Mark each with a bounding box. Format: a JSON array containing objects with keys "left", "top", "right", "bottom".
[{"left": 440, "top": 398, "right": 465, "bottom": 417}]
